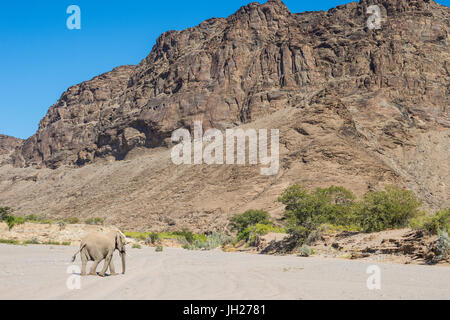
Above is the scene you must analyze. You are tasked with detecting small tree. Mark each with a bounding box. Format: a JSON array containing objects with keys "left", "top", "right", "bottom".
[
  {"left": 355, "top": 186, "right": 422, "bottom": 233},
  {"left": 0, "top": 207, "right": 14, "bottom": 221},
  {"left": 278, "top": 185, "right": 357, "bottom": 242}
]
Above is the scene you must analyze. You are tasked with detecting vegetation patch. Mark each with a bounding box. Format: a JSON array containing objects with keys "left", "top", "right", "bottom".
[
  {"left": 297, "top": 245, "right": 314, "bottom": 257},
  {"left": 411, "top": 207, "right": 449, "bottom": 235},
  {"left": 229, "top": 210, "right": 285, "bottom": 246},
  {"left": 278, "top": 185, "right": 425, "bottom": 245},
  {"left": 354, "top": 186, "right": 422, "bottom": 233},
  {"left": 125, "top": 229, "right": 207, "bottom": 245},
  {"left": 23, "top": 237, "right": 40, "bottom": 245},
  {"left": 0, "top": 207, "right": 25, "bottom": 230},
  {"left": 85, "top": 217, "right": 105, "bottom": 226},
  {"left": 0, "top": 239, "right": 22, "bottom": 245},
  {"left": 184, "top": 232, "right": 232, "bottom": 251},
  {"left": 432, "top": 231, "right": 449, "bottom": 263}
]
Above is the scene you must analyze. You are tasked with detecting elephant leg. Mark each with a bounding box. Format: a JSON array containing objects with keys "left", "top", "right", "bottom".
[
  {"left": 108, "top": 260, "right": 118, "bottom": 276},
  {"left": 99, "top": 254, "right": 113, "bottom": 277},
  {"left": 81, "top": 252, "right": 88, "bottom": 276},
  {"left": 89, "top": 260, "right": 102, "bottom": 276}
]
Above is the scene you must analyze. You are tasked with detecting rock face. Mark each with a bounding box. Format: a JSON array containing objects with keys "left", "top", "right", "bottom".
[
  {"left": 12, "top": 0, "right": 449, "bottom": 169},
  {"left": 0, "top": 0, "right": 448, "bottom": 229},
  {"left": 0, "top": 135, "right": 23, "bottom": 165}
]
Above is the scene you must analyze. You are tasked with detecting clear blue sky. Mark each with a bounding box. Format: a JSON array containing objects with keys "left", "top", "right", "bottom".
[{"left": 1, "top": 0, "right": 449, "bottom": 139}]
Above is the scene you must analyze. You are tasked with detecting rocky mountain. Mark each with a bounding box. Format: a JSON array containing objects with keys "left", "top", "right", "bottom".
[{"left": 0, "top": 0, "right": 448, "bottom": 231}]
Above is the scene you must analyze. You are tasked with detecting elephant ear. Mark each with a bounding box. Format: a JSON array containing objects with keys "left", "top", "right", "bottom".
[{"left": 115, "top": 232, "right": 125, "bottom": 253}]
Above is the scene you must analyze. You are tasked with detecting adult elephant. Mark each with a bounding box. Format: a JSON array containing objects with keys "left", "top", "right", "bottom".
[{"left": 72, "top": 230, "right": 127, "bottom": 277}]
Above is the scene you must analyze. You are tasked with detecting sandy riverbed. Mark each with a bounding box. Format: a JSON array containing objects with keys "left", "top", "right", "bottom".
[{"left": 0, "top": 244, "right": 449, "bottom": 300}]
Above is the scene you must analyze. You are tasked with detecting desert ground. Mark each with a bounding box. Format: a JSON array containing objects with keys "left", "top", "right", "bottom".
[{"left": 0, "top": 244, "right": 449, "bottom": 300}]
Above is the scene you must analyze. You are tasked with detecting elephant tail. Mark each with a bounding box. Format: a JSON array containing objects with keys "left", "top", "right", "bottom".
[{"left": 71, "top": 244, "right": 86, "bottom": 262}]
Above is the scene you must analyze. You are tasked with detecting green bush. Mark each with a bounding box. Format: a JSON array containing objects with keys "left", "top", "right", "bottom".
[
  {"left": 355, "top": 186, "right": 422, "bottom": 233},
  {"left": 278, "top": 184, "right": 423, "bottom": 243},
  {"left": 24, "top": 214, "right": 40, "bottom": 222},
  {"left": 433, "top": 231, "right": 449, "bottom": 263},
  {"left": 0, "top": 207, "right": 25, "bottom": 230},
  {"left": 65, "top": 217, "right": 80, "bottom": 224},
  {"left": 4, "top": 216, "right": 25, "bottom": 231},
  {"left": 278, "top": 185, "right": 357, "bottom": 243},
  {"left": 148, "top": 232, "right": 161, "bottom": 244},
  {"left": 0, "top": 207, "right": 14, "bottom": 221},
  {"left": 132, "top": 243, "right": 142, "bottom": 249},
  {"left": 237, "top": 223, "right": 285, "bottom": 244},
  {"left": 172, "top": 228, "right": 196, "bottom": 244},
  {"left": 44, "top": 241, "right": 60, "bottom": 245},
  {"left": 184, "top": 232, "right": 232, "bottom": 251},
  {"left": 411, "top": 208, "right": 449, "bottom": 235},
  {"left": 24, "top": 237, "right": 40, "bottom": 245},
  {"left": 229, "top": 210, "right": 271, "bottom": 234},
  {"left": 0, "top": 239, "right": 21, "bottom": 245},
  {"left": 58, "top": 221, "right": 67, "bottom": 229},
  {"left": 126, "top": 230, "right": 206, "bottom": 245},
  {"left": 155, "top": 246, "right": 164, "bottom": 252},
  {"left": 125, "top": 231, "right": 149, "bottom": 241},
  {"left": 85, "top": 217, "right": 104, "bottom": 226},
  {"left": 297, "top": 245, "right": 314, "bottom": 257}
]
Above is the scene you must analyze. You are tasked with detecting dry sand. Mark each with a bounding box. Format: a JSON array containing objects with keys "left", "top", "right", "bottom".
[{"left": 0, "top": 244, "right": 449, "bottom": 300}]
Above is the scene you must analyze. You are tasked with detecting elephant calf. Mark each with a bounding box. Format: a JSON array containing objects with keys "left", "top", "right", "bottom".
[{"left": 72, "top": 230, "right": 127, "bottom": 277}]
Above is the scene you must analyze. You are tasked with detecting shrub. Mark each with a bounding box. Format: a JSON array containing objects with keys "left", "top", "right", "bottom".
[
  {"left": 355, "top": 186, "right": 422, "bottom": 233},
  {"left": 0, "top": 239, "right": 21, "bottom": 245},
  {"left": 278, "top": 185, "right": 357, "bottom": 243},
  {"left": 172, "top": 228, "right": 196, "bottom": 244},
  {"left": 279, "top": 185, "right": 356, "bottom": 226},
  {"left": 0, "top": 207, "right": 25, "bottom": 230},
  {"left": 65, "top": 217, "right": 80, "bottom": 224},
  {"left": 44, "top": 241, "right": 61, "bottom": 246},
  {"left": 24, "top": 237, "right": 40, "bottom": 245},
  {"left": 62, "top": 242, "right": 71, "bottom": 246},
  {"left": 125, "top": 232, "right": 149, "bottom": 241},
  {"left": 297, "top": 245, "right": 314, "bottom": 257},
  {"left": 184, "top": 232, "right": 232, "bottom": 251},
  {"left": 0, "top": 207, "right": 14, "bottom": 221},
  {"left": 85, "top": 217, "right": 104, "bottom": 226},
  {"left": 148, "top": 232, "right": 161, "bottom": 245},
  {"left": 411, "top": 208, "right": 449, "bottom": 235},
  {"left": 155, "top": 246, "right": 163, "bottom": 252},
  {"left": 229, "top": 210, "right": 271, "bottom": 234},
  {"left": 58, "top": 221, "right": 67, "bottom": 229},
  {"left": 132, "top": 243, "right": 142, "bottom": 249},
  {"left": 4, "top": 216, "right": 25, "bottom": 230},
  {"left": 432, "top": 231, "right": 449, "bottom": 263},
  {"left": 24, "top": 214, "right": 40, "bottom": 222},
  {"left": 237, "top": 223, "right": 285, "bottom": 244},
  {"left": 278, "top": 184, "right": 422, "bottom": 243}
]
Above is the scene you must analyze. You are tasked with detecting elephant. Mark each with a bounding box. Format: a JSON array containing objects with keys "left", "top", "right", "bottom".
[{"left": 72, "top": 230, "right": 127, "bottom": 277}]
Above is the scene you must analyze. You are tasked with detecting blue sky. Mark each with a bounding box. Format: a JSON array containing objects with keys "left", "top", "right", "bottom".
[{"left": 1, "top": 0, "right": 449, "bottom": 139}]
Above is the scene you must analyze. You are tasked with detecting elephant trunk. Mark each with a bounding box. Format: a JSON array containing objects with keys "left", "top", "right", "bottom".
[{"left": 121, "top": 252, "right": 126, "bottom": 274}]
